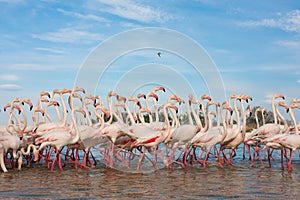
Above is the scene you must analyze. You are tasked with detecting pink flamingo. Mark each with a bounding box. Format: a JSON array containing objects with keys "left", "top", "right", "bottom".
[
  {"left": 130, "top": 103, "right": 178, "bottom": 170},
  {"left": 34, "top": 107, "right": 86, "bottom": 171}
]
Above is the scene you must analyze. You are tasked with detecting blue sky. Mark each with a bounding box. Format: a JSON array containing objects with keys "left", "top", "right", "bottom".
[{"left": 0, "top": 0, "right": 299, "bottom": 123}]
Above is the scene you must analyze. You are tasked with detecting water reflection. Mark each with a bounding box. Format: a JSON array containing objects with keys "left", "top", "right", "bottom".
[{"left": 1, "top": 159, "right": 300, "bottom": 199}]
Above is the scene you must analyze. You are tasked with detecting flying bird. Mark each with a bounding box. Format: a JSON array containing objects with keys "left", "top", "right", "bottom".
[{"left": 157, "top": 52, "right": 161, "bottom": 57}]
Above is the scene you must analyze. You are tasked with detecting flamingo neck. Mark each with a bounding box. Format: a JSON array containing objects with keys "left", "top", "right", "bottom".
[
  {"left": 60, "top": 92, "right": 68, "bottom": 126},
  {"left": 289, "top": 108, "right": 298, "bottom": 134},
  {"left": 220, "top": 106, "right": 228, "bottom": 142},
  {"left": 145, "top": 93, "right": 153, "bottom": 123},
  {"left": 70, "top": 108, "right": 81, "bottom": 143},
  {"left": 52, "top": 93, "right": 62, "bottom": 122},
  {"left": 276, "top": 103, "right": 288, "bottom": 132},
  {"left": 271, "top": 96, "right": 279, "bottom": 124}
]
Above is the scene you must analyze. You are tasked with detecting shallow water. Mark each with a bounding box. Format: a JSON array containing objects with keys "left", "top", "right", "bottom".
[{"left": 1, "top": 149, "right": 300, "bottom": 199}]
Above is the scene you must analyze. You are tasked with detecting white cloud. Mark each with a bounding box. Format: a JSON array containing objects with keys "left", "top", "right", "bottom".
[
  {"left": 11, "top": 64, "right": 50, "bottom": 71},
  {"left": 0, "top": 75, "right": 20, "bottom": 81},
  {"left": 297, "top": 80, "right": 300, "bottom": 83},
  {"left": 95, "top": 0, "right": 172, "bottom": 23},
  {"left": 31, "top": 28, "right": 102, "bottom": 43},
  {"left": 57, "top": 8, "right": 109, "bottom": 23},
  {"left": 274, "top": 40, "right": 300, "bottom": 48},
  {"left": 0, "top": 84, "right": 22, "bottom": 91},
  {"left": 239, "top": 10, "right": 300, "bottom": 33},
  {"left": 35, "top": 47, "right": 66, "bottom": 54}
]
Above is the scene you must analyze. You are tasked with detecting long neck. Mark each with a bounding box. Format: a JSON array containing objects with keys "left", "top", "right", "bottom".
[
  {"left": 145, "top": 93, "right": 153, "bottom": 123},
  {"left": 241, "top": 102, "right": 247, "bottom": 137},
  {"left": 70, "top": 108, "right": 80, "bottom": 143},
  {"left": 124, "top": 101, "right": 136, "bottom": 125},
  {"left": 18, "top": 105, "right": 27, "bottom": 132},
  {"left": 60, "top": 93, "right": 68, "bottom": 126},
  {"left": 272, "top": 97, "right": 278, "bottom": 124},
  {"left": 52, "top": 93, "right": 62, "bottom": 122},
  {"left": 186, "top": 103, "right": 193, "bottom": 125},
  {"left": 191, "top": 102, "right": 203, "bottom": 129},
  {"left": 276, "top": 104, "right": 288, "bottom": 132},
  {"left": 138, "top": 110, "right": 146, "bottom": 125},
  {"left": 107, "top": 95, "right": 114, "bottom": 124},
  {"left": 234, "top": 99, "right": 241, "bottom": 130},
  {"left": 44, "top": 104, "right": 53, "bottom": 123},
  {"left": 83, "top": 101, "right": 92, "bottom": 126},
  {"left": 161, "top": 105, "right": 171, "bottom": 141},
  {"left": 202, "top": 103, "right": 211, "bottom": 132},
  {"left": 289, "top": 108, "right": 298, "bottom": 134},
  {"left": 170, "top": 108, "right": 180, "bottom": 128},
  {"left": 220, "top": 107, "right": 228, "bottom": 142},
  {"left": 152, "top": 98, "right": 160, "bottom": 123},
  {"left": 261, "top": 111, "right": 266, "bottom": 125},
  {"left": 94, "top": 109, "right": 105, "bottom": 130},
  {"left": 255, "top": 109, "right": 260, "bottom": 129}
]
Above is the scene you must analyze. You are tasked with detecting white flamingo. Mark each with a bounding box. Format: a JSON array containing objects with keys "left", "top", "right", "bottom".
[{"left": 34, "top": 107, "right": 86, "bottom": 171}]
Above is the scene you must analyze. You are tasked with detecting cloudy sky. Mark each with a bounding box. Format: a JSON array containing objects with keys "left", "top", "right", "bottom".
[{"left": 0, "top": 0, "right": 299, "bottom": 123}]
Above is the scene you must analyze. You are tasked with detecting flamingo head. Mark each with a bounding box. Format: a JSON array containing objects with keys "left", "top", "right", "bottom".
[
  {"left": 108, "top": 91, "right": 117, "bottom": 97},
  {"left": 3, "top": 103, "right": 11, "bottom": 112},
  {"left": 290, "top": 103, "right": 300, "bottom": 110},
  {"left": 40, "top": 97, "right": 49, "bottom": 103},
  {"left": 12, "top": 97, "right": 21, "bottom": 103},
  {"left": 274, "top": 94, "right": 285, "bottom": 100},
  {"left": 22, "top": 98, "right": 33, "bottom": 111},
  {"left": 247, "top": 104, "right": 253, "bottom": 116},
  {"left": 61, "top": 88, "right": 72, "bottom": 94},
  {"left": 50, "top": 100, "right": 60, "bottom": 107},
  {"left": 229, "top": 94, "right": 238, "bottom": 99},
  {"left": 52, "top": 88, "right": 60, "bottom": 95},
  {"left": 168, "top": 104, "right": 178, "bottom": 114},
  {"left": 85, "top": 94, "right": 97, "bottom": 106},
  {"left": 40, "top": 91, "right": 51, "bottom": 98},
  {"left": 13, "top": 105, "right": 22, "bottom": 115},
  {"left": 127, "top": 96, "right": 136, "bottom": 102},
  {"left": 278, "top": 101, "right": 289, "bottom": 113},
  {"left": 117, "top": 95, "right": 126, "bottom": 102},
  {"left": 292, "top": 98, "right": 300, "bottom": 103},
  {"left": 149, "top": 92, "right": 159, "bottom": 101},
  {"left": 201, "top": 94, "right": 212, "bottom": 101},
  {"left": 73, "top": 86, "right": 86, "bottom": 94},
  {"left": 34, "top": 107, "right": 45, "bottom": 116},
  {"left": 137, "top": 93, "right": 146, "bottom": 99},
  {"left": 153, "top": 86, "right": 166, "bottom": 92}
]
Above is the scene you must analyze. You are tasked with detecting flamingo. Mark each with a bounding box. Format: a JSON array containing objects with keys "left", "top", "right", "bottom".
[
  {"left": 191, "top": 101, "right": 233, "bottom": 168},
  {"left": 34, "top": 107, "right": 86, "bottom": 171},
  {"left": 273, "top": 103, "right": 300, "bottom": 170},
  {"left": 249, "top": 101, "right": 290, "bottom": 167},
  {"left": 77, "top": 105, "right": 110, "bottom": 168},
  {"left": 221, "top": 98, "right": 252, "bottom": 165},
  {"left": 129, "top": 103, "right": 178, "bottom": 169}
]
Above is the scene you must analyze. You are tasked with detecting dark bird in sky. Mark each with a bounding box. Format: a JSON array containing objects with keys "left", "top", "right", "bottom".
[{"left": 157, "top": 52, "right": 161, "bottom": 57}]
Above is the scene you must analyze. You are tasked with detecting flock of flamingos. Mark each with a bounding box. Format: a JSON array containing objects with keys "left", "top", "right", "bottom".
[{"left": 0, "top": 86, "right": 300, "bottom": 173}]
